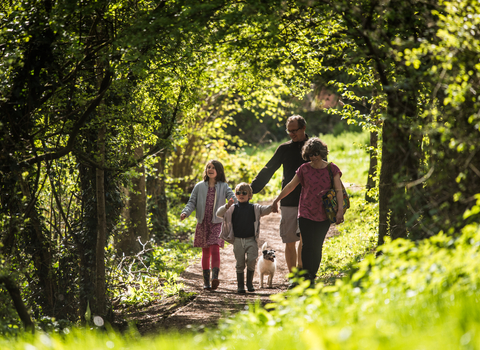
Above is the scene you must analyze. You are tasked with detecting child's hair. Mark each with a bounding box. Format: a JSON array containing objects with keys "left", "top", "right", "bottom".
[
  {"left": 203, "top": 160, "right": 227, "bottom": 182},
  {"left": 235, "top": 182, "right": 253, "bottom": 199},
  {"left": 301, "top": 137, "right": 329, "bottom": 161}
]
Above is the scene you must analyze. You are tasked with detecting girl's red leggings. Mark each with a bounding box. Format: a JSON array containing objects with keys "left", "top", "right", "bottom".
[{"left": 201, "top": 244, "right": 220, "bottom": 270}]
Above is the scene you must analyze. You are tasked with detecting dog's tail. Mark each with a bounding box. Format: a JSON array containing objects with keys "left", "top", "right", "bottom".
[{"left": 261, "top": 242, "right": 268, "bottom": 251}]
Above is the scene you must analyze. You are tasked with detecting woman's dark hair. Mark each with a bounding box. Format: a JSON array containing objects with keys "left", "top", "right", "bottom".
[
  {"left": 203, "top": 160, "right": 227, "bottom": 182},
  {"left": 301, "top": 137, "right": 329, "bottom": 161}
]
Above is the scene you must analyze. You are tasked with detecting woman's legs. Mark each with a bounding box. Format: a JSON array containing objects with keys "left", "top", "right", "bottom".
[{"left": 298, "top": 218, "right": 330, "bottom": 284}]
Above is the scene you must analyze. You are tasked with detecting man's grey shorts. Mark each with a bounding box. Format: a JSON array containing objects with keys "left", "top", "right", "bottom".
[{"left": 279, "top": 206, "right": 301, "bottom": 243}]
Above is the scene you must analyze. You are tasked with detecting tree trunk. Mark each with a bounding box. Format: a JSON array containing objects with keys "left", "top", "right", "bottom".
[
  {"left": 129, "top": 146, "right": 149, "bottom": 244},
  {"left": 147, "top": 151, "right": 170, "bottom": 240},
  {"left": 0, "top": 276, "right": 35, "bottom": 333},
  {"left": 19, "top": 175, "right": 56, "bottom": 316},
  {"left": 171, "top": 133, "right": 201, "bottom": 192},
  {"left": 77, "top": 154, "right": 97, "bottom": 323},
  {"left": 378, "top": 119, "right": 404, "bottom": 245},
  {"left": 95, "top": 124, "right": 107, "bottom": 316},
  {"left": 117, "top": 146, "right": 148, "bottom": 254},
  {"left": 378, "top": 90, "right": 419, "bottom": 245},
  {"left": 365, "top": 88, "right": 381, "bottom": 203},
  {"left": 365, "top": 130, "right": 378, "bottom": 203}
]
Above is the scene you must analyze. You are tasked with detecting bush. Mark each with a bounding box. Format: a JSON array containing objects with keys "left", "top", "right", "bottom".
[{"left": 204, "top": 220, "right": 480, "bottom": 350}]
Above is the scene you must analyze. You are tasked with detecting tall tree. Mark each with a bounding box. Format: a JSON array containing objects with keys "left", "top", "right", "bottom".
[
  {"left": 95, "top": 123, "right": 107, "bottom": 316},
  {"left": 0, "top": 0, "right": 246, "bottom": 322},
  {"left": 117, "top": 146, "right": 148, "bottom": 254},
  {"left": 209, "top": 0, "right": 479, "bottom": 241}
]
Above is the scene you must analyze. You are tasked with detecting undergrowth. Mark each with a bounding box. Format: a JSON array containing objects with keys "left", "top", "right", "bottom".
[
  {"left": 205, "top": 220, "right": 480, "bottom": 350},
  {"left": 319, "top": 195, "right": 378, "bottom": 284},
  {"left": 108, "top": 239, "right": 201, "bottom": 307}
]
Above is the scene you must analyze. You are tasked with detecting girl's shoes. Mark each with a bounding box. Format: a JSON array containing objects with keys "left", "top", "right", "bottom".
[
  {"left": 211, "top": 267, "right": 220, "bottom": 290},
  {"left": 203, "top": 269, "right": 211, "bottom": 290}
]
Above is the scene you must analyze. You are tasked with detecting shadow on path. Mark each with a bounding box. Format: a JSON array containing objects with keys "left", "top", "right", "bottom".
[{"left": 119, "top": 203, "right": 340, "bottom": 335}]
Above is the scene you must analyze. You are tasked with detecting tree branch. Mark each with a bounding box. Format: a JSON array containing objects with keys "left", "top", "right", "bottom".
[
  {"left": 0, "top": 275, "right": 35, "bottom": 333},
  {"left": 21, "top": 69, "right": 113, "bottom": 167}
]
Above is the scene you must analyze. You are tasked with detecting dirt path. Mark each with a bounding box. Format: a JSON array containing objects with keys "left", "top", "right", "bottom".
[{"left": 120, "top": 205, "right": 339, "bottom": 335}]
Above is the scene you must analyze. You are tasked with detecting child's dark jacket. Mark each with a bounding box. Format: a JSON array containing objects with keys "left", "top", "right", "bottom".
[{"left": 216, "top": 203, "right": 272, "bottom": 244}]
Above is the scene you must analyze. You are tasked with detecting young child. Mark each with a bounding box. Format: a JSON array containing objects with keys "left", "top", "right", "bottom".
[
  {"left": 180, "top": 160, "right": 236, "bottom": 290},
  {"left": 216, "top": 182, "right": 273, "bottom": 293}
]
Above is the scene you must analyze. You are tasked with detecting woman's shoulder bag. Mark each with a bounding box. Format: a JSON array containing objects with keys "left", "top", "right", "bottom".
[{"left": 322, "top": 163, "right": 350, "bottom": 224}]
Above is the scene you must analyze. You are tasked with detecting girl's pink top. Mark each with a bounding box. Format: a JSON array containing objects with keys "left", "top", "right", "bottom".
[{"left": 296, "top": 162, "right": 342, "bottom": 222}]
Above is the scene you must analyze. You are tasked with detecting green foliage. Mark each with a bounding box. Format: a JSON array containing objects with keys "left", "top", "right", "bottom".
[
  {"left": 233, "top": 142, "right": 284, "bottom": 203},
  {"left": 319, "top": 197, "right": 378, "bottom": 281},
  {"left": 405, "top": 0, "right": 480, "bottom": 235},
  {"left": 318, "top": 131, "right": 370, "bottom": 186},
  {"left": 107, "top": 240, "right": 200, "bottom": 307},
  {"left": 167, "top": 208, "right": 197, "bottom": 237},
  {"left": 0, "top": 327, "right": 197, "bottom": 350},
  {"left": 203, "top": 224, "right": 480, "bottom": 350}
]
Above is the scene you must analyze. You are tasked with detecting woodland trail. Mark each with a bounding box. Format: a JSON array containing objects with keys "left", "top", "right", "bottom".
[{"left": 119, "top": 203, "right": 340, "bottom": 335}]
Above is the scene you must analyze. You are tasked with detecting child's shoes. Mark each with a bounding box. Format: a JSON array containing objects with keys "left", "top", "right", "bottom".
[
  {"left": 237, "top": 272, "right": 246, "bottom": 293},
  {"left": 211, "top": 267, "right": 220, "bottom": 290},
  {"left": 203, "top": 269, "right": 211, "bottom": 290}
]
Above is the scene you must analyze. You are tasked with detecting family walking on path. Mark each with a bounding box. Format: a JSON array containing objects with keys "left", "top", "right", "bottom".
[
  {"left": 180, "top": 114, "right": 346, "bottom": 293},
  {"left": 130, "top": 114, "right": 346, "bottom": 334},
  {"left": 135, "top": 205, "right": 341, "bottom": 335}
]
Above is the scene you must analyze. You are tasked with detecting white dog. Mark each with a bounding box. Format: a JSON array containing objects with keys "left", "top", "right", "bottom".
[{"left": 257, "top": 242, "right": 276, "bottom": 288}]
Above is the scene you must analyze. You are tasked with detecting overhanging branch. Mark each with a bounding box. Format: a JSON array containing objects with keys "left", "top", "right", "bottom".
[{"left": 21, "top": 69, "right": 114, "bottom": 167}]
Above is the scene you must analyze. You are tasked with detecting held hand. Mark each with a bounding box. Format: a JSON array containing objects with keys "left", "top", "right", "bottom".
[
  {"left": 272, "top": 200, "right": 279, "bottom": 213},
  {"left": 180, "top": 213, "right": 186, "bottom": 221}
]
